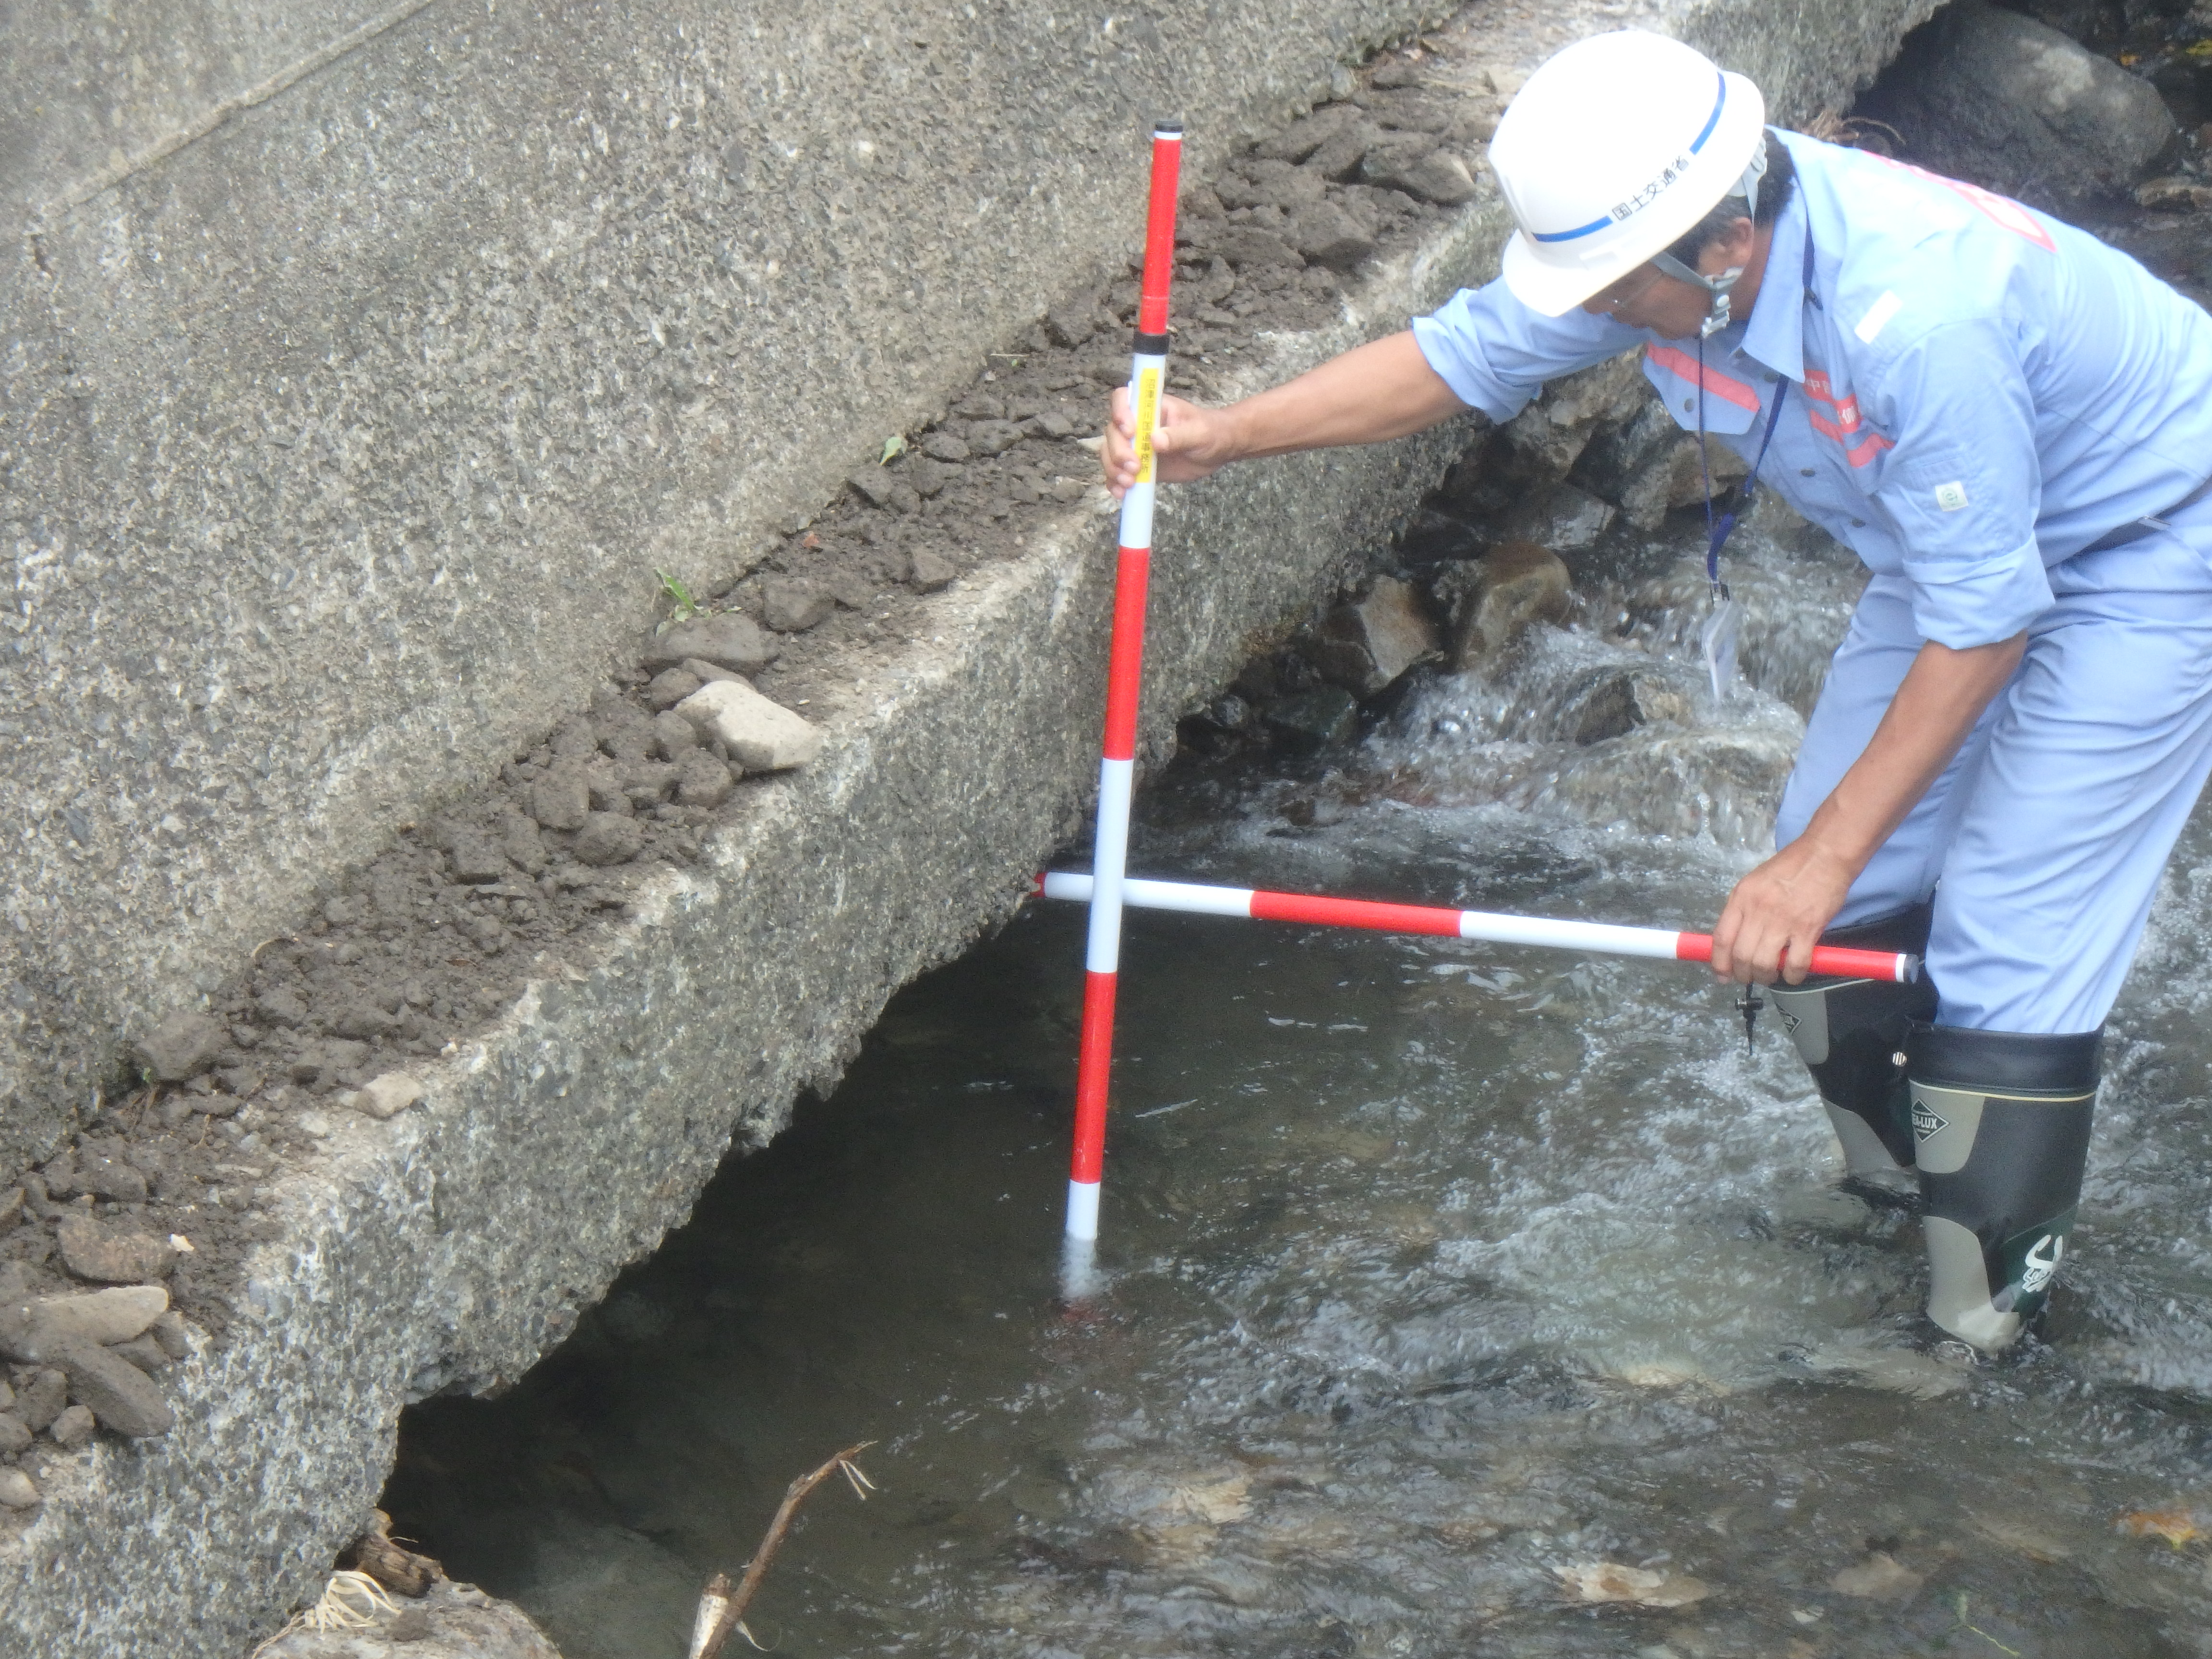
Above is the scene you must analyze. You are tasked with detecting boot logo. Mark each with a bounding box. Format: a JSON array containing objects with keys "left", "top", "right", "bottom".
[
  {"left": 2020, "top": 1234, "right": 2064, "bottom": 1296},
  {"left": 1911, "top": 1099, "right": 1948, "bottom": 1142}
]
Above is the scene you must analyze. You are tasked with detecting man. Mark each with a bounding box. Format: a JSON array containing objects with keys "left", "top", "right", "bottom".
[{"left": 1101, "top": 30, "right": 2212, "bottom": 1354}]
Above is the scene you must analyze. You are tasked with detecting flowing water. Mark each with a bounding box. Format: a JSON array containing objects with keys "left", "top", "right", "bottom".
[{"left": 385, "top": 514, "right": 2212, "bottom": 1659}]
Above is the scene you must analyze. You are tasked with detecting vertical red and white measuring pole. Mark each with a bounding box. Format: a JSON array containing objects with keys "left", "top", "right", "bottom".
[{"left": 1067, "top": 121, "right": 1183, "bottom": 1287}]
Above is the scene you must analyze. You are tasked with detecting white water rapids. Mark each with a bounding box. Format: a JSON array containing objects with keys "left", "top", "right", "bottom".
[{"left": 387, "top": 513, "right": 2212, "bottom": 1659}]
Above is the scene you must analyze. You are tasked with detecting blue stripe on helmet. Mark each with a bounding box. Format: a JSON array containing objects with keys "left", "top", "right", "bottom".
[
  {"left": 1687, "top": 70, "right": 1727, "bottom": 155},
  {"left": 1527, "top": 71, "right": 1729, "bottom": 244},
  {"left": 1530, "top": 213, "right": 1618, "bottom": 244}
]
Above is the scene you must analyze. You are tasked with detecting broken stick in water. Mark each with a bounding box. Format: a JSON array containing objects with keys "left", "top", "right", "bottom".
[{"left": 688, "top": 1441, "right": 878, "bottom": 1659}]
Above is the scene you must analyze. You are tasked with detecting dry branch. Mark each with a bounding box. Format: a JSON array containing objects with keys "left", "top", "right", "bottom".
[
  {"left": 342, "top": 1507, "right": 440, "bottom": 1597},
  {"left": 690, "top": 1441, "right": 877, "bottom": 1659}
]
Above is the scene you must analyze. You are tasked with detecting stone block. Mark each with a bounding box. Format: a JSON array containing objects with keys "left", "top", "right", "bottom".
[
  {"left": 13, "top": 1370, "right": 64, "bottom": 1433},
  {"left": 529, "top": 769, "right": 590, "bottom": 833},
  {"left": 353, "top": 1074, "right": 424, "bottom": 1121},
  {"left": 760, "top": 579, "right": 834, "bottom": 633},
  {"left": 1288, "top": 202, "right": 1380, "bottom": 271},
  {"left": 19, "top": 1287, "right": 169, "bottom": 1351},
  {"left": 675, "top": 750, "right": 736, "bottom": 808},
  {"left": 46, "top": 1336, "right": 173, "bottom": 1439},
  {"left": 1439, "top": 542, "right": 1574, "bottom": 673},
  {"left": 641, "top": 613, "right": 781, "bottom": 675},
  {"left": 644, "top": 668, "right": 704, "bottom": 710},
  {"left": 447, "top": 837, "right": 512, "bottom": 885},
  {"left": 1501, "top": 483, "right": 1616, "bottom": 554},
  {"left": 48, "top": 1407, "right": 95, "bottom": 1450},
  {"left": 674, "top": 682, "right": 825, "bottom": 773},
  {"left": 572, "top": 814, "right": 646, "bottom": 867},
  {"left": 1309, "top": 577, "right": 1441, "bottom": 696},
  {"left": 1359, "top": 138, "right": 1477, "bottom": 204},
  {"left": 131, "top": 1013, "right": 224, "bottom": 1083},
  {"left": 1856, "top": 0, "right": 2176, "bottom": 210},
  {"left": 55, "top": 1218, "right": 176, "bottom": 1286},
  {"left": 1263, "top": 686, "right": 1361, "bottom": 751},
  {"left": 650, "top": 711, "right": 700, "bottom": 759}
]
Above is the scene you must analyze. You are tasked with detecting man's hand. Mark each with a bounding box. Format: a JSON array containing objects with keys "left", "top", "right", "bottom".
[
  {"left": 1102, "top": 389, "right": 1239, "bottom": 498},
  {"left": 1710, "top": 837, "right": 1859, "bottom": 985},
  {"left": 1710, "top": 630, "right": 2027, "bottom": 985},
  {"left": 1093, "top": 331, "right": 1467, "bottom": 500}
]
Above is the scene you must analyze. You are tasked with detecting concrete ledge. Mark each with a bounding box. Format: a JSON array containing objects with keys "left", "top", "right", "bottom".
[
  {"left": 0, "top": 0, "right": 1453, "bottom": 1170},
  {"left": 0, "top": 0, "right": 1936, "bottom": 1650}
]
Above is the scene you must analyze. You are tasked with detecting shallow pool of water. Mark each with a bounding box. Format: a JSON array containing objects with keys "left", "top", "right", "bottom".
[{"left": 386, "top": 524, "right": 2212, "bottom": 1659}]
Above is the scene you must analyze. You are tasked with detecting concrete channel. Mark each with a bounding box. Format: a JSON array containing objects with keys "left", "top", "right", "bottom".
[{"left": 1, "top": 0, "right": 1936, "bottom": 1649}]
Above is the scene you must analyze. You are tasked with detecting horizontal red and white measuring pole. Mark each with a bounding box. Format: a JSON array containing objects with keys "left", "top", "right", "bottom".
[
  {"left": 1067, "top": 120, "right": 1185, "bottom": 1275},
  {"left": 1040, "top": 872, "right": 1920, "bottom": 984}
]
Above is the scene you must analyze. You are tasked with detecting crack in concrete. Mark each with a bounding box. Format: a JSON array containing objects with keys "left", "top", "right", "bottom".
[{"left": 28, "top": 0, "right": 446, "bottom": 233}]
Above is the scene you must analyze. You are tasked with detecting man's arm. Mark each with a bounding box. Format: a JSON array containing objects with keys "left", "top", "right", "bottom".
[
  {"left": 1710, "top": 631, "right": 2026, "bottom": 985},
  {"left": 1101, "top": 332, "right": 1467, "bottom": 494}
]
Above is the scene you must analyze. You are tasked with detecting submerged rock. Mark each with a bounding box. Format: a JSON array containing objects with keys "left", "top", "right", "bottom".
[
  {"left": 1438, "top": 541, "right": 1573, "bottom": 672},
  {"left": 1263, "top": 686, "right": 1360, "bottom": 750},
  {"left": 1829, "top": 1550, "right": 1925, "bottom": 1601},
  {"left": 1308, "top": 577, "right": 1440, "bottom": 696},
  {"left": 1500, "top": 481, "right": 1614, "bottom": 553},
  {"left": 1555, "top": 1562, "right": 1711, "bottom": 1608}
]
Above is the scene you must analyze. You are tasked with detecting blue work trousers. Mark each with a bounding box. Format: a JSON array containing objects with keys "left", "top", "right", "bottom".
[{"left": 1776, "top": 501, "right": 2212, "bottom": 1034}]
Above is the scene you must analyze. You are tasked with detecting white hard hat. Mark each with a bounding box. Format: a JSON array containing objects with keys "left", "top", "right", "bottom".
[{"left": 1488, "top": 31, "right": 1768, "bottom": 316}]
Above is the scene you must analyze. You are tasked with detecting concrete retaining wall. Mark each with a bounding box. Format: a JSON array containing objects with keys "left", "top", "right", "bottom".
[
  {"left": 0, "top": 0, "right": 1935, "bottom": 1650},
  {"left": 1, "top": 0, "right": 1454, "bottom": 1173}
]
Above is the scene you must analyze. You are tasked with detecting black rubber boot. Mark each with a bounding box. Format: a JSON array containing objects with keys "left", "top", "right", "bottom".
[
  {"left": 1766, "top": 904, "right": 1937, "bottom": 1190},
  {"left": 1906, "top": 1021, "right": 2101, "bottom": 1353}
]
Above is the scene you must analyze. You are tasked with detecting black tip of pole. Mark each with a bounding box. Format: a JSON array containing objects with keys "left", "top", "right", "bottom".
[{"left": 1153, "top": 119, "right": 1185, "bottom": 138}]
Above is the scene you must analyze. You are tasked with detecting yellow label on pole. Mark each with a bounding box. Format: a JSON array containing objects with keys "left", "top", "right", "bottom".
[{"left": 1132, "top": 366, "right": 1162, "bottom": 485}]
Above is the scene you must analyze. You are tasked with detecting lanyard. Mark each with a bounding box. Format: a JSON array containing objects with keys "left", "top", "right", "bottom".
[
  {"left": 1694, "top": 226, "right": 1816, "bottom": 601},
  {"left": 1698, "top": 366, "right": 1789, "bottom": 601}
]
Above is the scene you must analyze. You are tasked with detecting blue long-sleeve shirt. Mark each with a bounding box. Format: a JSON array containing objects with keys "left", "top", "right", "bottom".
[{"left": 1412, "top": 131, "right": 2212, "bottom": 649}]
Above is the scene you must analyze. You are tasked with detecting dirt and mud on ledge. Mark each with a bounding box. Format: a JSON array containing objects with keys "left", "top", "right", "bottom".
[{"left": 0, "top": 15, "right": 1533, "bottom": 1528}]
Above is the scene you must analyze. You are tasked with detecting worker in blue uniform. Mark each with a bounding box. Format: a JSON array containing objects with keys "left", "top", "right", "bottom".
[{"left": 1100, "top": 29, "right": 2212, "bottom": 1354}]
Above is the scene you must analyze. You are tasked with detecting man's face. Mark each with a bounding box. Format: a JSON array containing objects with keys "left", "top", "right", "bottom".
[{"left": 1579, "top": 214, "right": 1757, "bottom": 338}]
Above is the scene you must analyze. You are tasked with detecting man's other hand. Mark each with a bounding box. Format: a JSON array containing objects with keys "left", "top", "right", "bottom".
[
  {"left": 1710, "top": 839, "right": 1857, "bottom": 986},
  {"left": 1101, "top": 388, "right": 1238, "bottom": 499}
]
